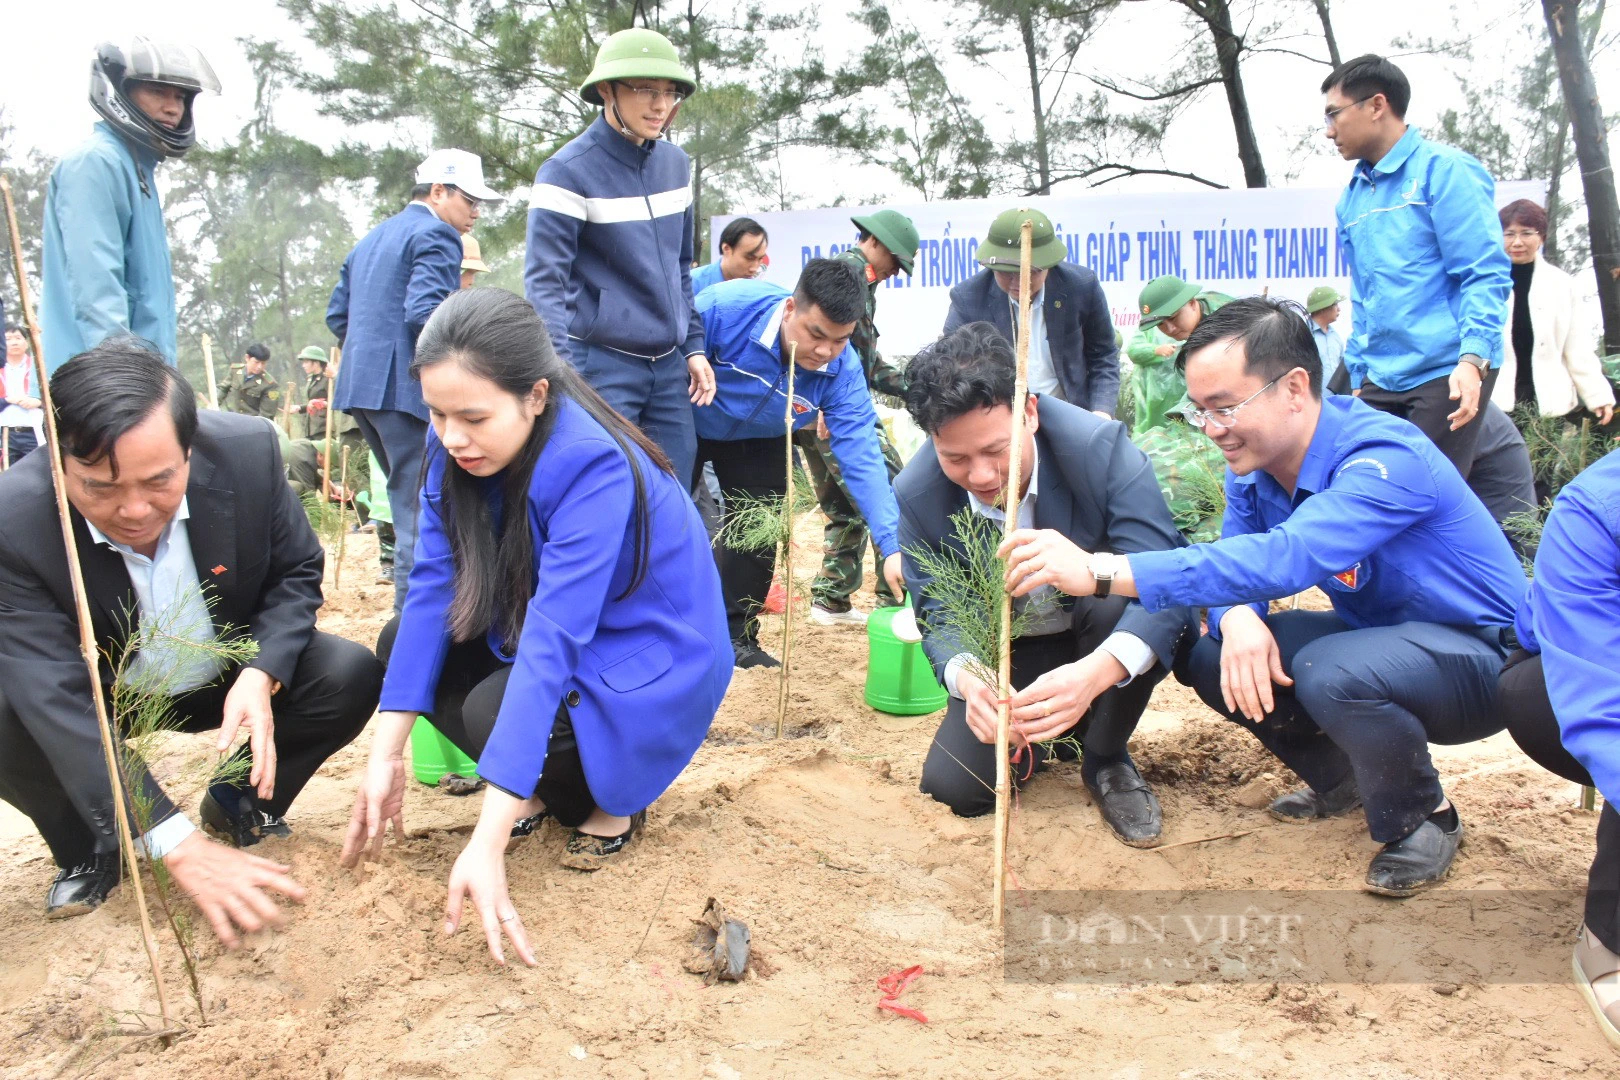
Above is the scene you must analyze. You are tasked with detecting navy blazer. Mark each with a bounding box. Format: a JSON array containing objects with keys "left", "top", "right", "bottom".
[
  {"left": 896, "top": 396, "right": 1195, "bottom": 682},
  {"left": 378, "top": 398, "right": 731, "bottom": 813},
  {"left": 943, "top": 264, "right": 1120, "bottom": 414},
  {"left": 327, "top": 203, "right": 462, "bottom": 421}
]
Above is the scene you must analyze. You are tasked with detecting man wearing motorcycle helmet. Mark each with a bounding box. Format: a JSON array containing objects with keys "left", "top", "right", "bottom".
[{"left": 40, "top": 39, "right": 220, "bottom": 372}]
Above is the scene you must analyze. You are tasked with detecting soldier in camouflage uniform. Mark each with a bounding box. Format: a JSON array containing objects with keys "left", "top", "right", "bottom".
[
  {"left": 218, "top": 342, "right": 281, "bottom": 419},
  {"left": 794, "top": 209, "right": 919, "bottom": 625}
]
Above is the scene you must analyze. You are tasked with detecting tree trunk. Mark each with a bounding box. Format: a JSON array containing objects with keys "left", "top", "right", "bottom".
[
  {"left": 1544, "top": 0, "right": 1620, "bottom": 352},
  {"left": 1019, "top": 8, "right": 1051, "bottom": 194},
  {"left": 1545, "top": 115, "right": 1569, "bottom": 267},
  {"left": 1189, "top": 0, "right": 1267, "bottom": 188},
  {"left": 1312, "top": 0, "right": 1341, "bottom": 68}
]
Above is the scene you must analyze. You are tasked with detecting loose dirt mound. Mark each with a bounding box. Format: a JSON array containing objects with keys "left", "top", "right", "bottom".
[{"left": 0, "top": 534, "right": 1612, "bottom": 1077}]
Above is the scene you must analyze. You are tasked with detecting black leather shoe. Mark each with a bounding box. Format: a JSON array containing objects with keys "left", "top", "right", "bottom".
[
  {"left": 45, "top": 854, "right": 122, "bottom": 919},
  {"left": 1364, "top": 816, "right": 1464, "bottom": 897},
  {"left": 733, "top": 642, "right": 780, "bottom": 669},
  {"left": 1269, "top": 774, "right": 1361, "bottom": 823},
  {"left": 200, "top": 789, "right": 292, "bottom": 849},
  {"left": 1084, "top": 761, "right": 1163, "bottom": 848}
]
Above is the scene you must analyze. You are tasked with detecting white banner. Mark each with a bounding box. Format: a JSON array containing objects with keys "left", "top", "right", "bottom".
[{"left": 713, "top": 181, "right": 1545, "bottom": 358}]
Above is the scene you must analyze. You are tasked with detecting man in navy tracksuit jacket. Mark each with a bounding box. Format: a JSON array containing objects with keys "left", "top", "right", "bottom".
[
  {"left": 524, "top": 29, "right": 714, "bottom": 484},
  {"left": 694, "top": 261, "right": 906, "bottom": 667}
]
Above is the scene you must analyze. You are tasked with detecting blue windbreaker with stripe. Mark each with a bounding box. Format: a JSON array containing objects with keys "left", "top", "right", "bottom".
[{"left": 524, "top": 115, "right": 705, "bottom": 366}]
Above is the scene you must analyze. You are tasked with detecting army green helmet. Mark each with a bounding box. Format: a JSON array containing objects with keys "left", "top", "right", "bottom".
[
  {"left": 976, "top": 208, "right": 1066, "bottom": 272},
  {"left": 297, "top": 345, "right": 329, "bottom": 365},
  {"left": 1305, "top": 285, "right": 1341, "bottom": 313},
  {"left": 580, "top": 29, "right": 696, "bottom": 107}
]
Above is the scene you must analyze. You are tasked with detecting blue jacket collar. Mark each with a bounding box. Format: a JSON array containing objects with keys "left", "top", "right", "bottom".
[
  {"left": 94, "top": 120, "right": 161, "bottom": 172},
  {"left": 1357, "top": 125, "right": 1423, "bottom": 180},
  {"left": 587, "top": 113, "right": 656, "bottom": 169}
]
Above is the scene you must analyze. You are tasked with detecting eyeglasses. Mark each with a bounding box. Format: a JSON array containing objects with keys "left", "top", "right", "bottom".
[
  {"left": 1181, "top": 372, "right": 1293, "bottom": 430},
  {"left": 614, "top": 81, "right": 687, "bottom": 108},
  {"left": 446, "top": 185, "right": 482, "bottom": 210},
  {"left": 1323, "top": 96, "right": 1371, "bottom": 131},
  {"left": 1502, "top": 229, "right": 1541, "bottom": 242}
]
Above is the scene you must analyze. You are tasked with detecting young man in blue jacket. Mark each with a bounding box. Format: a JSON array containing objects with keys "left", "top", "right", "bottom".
[
  {"left": 40, "top": 39, "right": 219, "bottom": 372},
  {"left": 524, "top": 28, "right": 715, "bottom": 485},
  {"left": 695, "top": 259, "right": 907, "bottom": 668},
  {"left": 327, "top": 149, "right": 497, "bottom": 611},
  {"left": 1000, "top": 298, "right": 1527, "bottom": 896},
  {"left": 1324, "top": 54, "right": 1512, "bottom": 475}
]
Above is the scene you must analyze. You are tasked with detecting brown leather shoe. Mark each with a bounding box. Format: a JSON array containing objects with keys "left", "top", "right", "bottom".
[{"left": 1575, "top": 923, "right": 1620, "bottom": 1050}]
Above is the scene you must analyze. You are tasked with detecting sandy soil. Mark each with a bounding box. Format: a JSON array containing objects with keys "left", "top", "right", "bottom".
[{"left": 0, "top": 529, "right": 1613, "bottom": 1079}]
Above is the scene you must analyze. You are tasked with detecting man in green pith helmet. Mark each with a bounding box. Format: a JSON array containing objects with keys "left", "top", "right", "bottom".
[
  {"left": 944, "top": 207, "right": 1120, "bottom": 417},
  {"left": 793, "top": 208, "right": 918, "bottom": 627},
  {"left": 291, "top": 345, "right": 331, "bottom": 440},
  {"left": 1305, "top": 285, "right": 1347, "bottom": 394},
  {"left": 219, "top": 342, "right": 281, "bottom": 419},
  {"left": 1125, "top": 275, "right": 1233, "bottom": 434}
]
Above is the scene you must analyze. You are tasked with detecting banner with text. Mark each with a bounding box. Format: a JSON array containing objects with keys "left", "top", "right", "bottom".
[{"left": 712, "top": 181, "right": 1544, "bottom": 358}]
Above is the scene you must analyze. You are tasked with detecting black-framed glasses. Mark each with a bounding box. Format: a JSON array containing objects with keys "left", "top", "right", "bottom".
[
  {"left": 1181, "top": 371, "right": 1295, "bottom": 430},
  {"left": 1323, "top": 96, "right": 1372, "bottom": 131},
  {"left": 613, "top": 80, "right": 687, "bottom": 108}
]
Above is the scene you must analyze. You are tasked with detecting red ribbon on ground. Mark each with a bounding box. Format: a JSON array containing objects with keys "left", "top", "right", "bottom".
[{"left": 877, "top": 965, "right": 929, "bottom": 1023}]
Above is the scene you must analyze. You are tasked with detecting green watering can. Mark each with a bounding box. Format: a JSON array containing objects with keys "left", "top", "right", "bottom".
[
  {"left": 409, "top": 716, "right": 479, "bottom": 785},
  {"left": 864, "top": 600, "right": 948, "bottom": 716}
]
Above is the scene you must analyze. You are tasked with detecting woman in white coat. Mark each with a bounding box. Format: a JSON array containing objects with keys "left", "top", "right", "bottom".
[{"left": 1490, "top": 199, "right": 1614, "bottom": 424}]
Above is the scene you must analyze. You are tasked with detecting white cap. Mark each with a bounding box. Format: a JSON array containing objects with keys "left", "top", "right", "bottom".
[{"left": 415, "top": 149, "right": 503, "bottom": 201}]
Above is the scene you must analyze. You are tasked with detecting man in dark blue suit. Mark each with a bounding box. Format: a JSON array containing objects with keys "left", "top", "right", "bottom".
[
  {"left": 327, "top": 149, "right": 501, "bottom": 610},
  {"left": 943, "top": 208, "right": 1121, "bottom": 417}
]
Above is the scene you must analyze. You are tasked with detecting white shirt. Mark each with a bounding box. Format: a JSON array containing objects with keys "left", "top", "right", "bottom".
[
  {"left": 942, "top": 439, "right": 1157, "bottom": 698},
  {"left": 0, "top": 359, "right": 43, "bottom": 433},
  {"left": 1011, "top": 288, "right": 1061, "bottom": 398},
  {"left": 86, "top": 498, "right": 224, "bottom": 859}
]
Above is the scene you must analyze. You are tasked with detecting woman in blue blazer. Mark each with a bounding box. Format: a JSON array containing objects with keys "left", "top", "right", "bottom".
[{"left": 339, "top": 288, "right": 730, "bottom": 966}]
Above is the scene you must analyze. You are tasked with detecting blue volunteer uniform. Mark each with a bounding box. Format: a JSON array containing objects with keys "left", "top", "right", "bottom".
[
  {"left": 694, "top": 277, "right": 900, "bottom": 648},
  {"left": 525, "top": 115, "right": 705, "bottom": 483},
  {"left": 690, "top": 260, "right": 725, "bottom": 296},
  {"left": 1128, "top": 395, "right": 1527, "bottom": 844}
]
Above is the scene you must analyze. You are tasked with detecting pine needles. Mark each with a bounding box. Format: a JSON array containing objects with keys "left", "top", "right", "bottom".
[{"left": 107, "top": 596, "right": 261, "bottom": 1023}]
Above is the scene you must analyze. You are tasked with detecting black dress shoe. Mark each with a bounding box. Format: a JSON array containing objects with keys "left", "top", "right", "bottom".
[
  {"left": 45, "top": 853, "right": 122, "bottom": 919},
  {"left": 1364, "top": 814, "right": 1464, "bottom": 897},
  {"left": 1084, "top": 761, "right": 1163, "bottom": 848},
  {"left": 200, "top": 789, "right": 292, "bottom": 849},
  {"left": 1269, "top": 774, "right": 1361, "bottom": 823},
  {"left": 732, "top": 642, "right": 780, "bottom": 669}
]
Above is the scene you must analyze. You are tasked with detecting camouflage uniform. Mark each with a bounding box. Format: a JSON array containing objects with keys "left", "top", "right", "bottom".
[
  {"left": 796, "top": 245, "right": 909, "bottom": 612},
  {"left": 297, "top": 370, "right": 332, "bottom": 440},
  {"left": 219, "top": 366, "right": 281, "bottom": 419}
]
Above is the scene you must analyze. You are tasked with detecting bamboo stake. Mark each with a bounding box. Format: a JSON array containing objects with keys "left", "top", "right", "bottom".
[
  {"left": 992, "top": 219, "right": 1036, "bottom": 929},
  {"left": 334, "top": 445, "right": 351, "bottom": 590},
  {"left": 1, "top": 174, "right": 176, "bottom": 1033},
  {"left": 322, "top": 374, "right": 336, "bottom": 501},
  {"left": 281, "top": 381, "right": 296, "bottom": 438},
  {"left": 776, "top": 342, "right": 798, "bottom": 740},
  {"left": 201, "top": 334, "right": 218, "bottom": 409}
]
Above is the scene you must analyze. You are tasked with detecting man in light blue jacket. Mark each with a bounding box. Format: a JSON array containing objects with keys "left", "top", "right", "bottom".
[
  {"left": 1324, "top": 54, "right": 1512, "bottom": 474},
  {"left": 40, "top": 40, "right": 219, "bottom": 372},
  {"left": 694, "top": 260, "right": 905, "bottom": 668}
]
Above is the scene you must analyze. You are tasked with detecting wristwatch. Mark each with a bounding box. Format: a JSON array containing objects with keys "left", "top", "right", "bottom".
[
  {"left": 1458, "top": 353, "right": 1488, "bottom": 372},
  {"left": 1090, "top": 552, "right": 1118, "bottom": 599}
]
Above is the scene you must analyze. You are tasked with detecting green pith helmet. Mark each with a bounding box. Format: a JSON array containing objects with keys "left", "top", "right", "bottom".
[
  {"left": 1138, "top": 275, "right": 1203, "bottom": 329},
  {"left": 1305, "top": 285, "right": 1341, "bottom": 313},
  {"left": 298, "top": 345, "right": 328, "bottom": 365},
  {"left": 975, "top": 208, "right": 1066, "bottom": 271},
  {"left": 850, "top": 209, "right": 920, "bottom": 275},
  {"left": 579, "top": 29, "right": 697, "bottom": 107}
]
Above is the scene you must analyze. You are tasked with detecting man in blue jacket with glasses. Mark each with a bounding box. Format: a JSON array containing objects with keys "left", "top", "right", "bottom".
[{"left": 695, "top": 259, "right": 905, "bottom": 668}]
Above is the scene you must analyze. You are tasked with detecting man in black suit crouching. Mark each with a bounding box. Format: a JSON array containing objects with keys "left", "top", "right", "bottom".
[
  {"left": 0, "top": 339, "right": 381, "bottom": 944},
  {"left": 898, "top": 322, "right": 1195, "bottom": 846}
]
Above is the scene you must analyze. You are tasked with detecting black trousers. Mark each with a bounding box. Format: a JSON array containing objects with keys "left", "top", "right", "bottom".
[
  {"left": 0, "top": 630, "right": 381, "bottom": 868},
  {"left": 1499, "top": 649, "right": 1620, "bottom": 953},
  {"left": 919, "top": 594, "right": 1165, "bottom": 817},
  {"left": 1358, "top": 366, "right": 1501, "bottom": 476},
  {"left": 693, "top": 433, "right": 791, "bottom": 646},
  {"left": 2, "top": 426, "right": 38, "bottom": 467},
  {"left": 376, "top": 617, "right": 595, "bottom": 827},
  {"left": 1178, "top": 611, "right": 1508, "bottom": 843}
]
